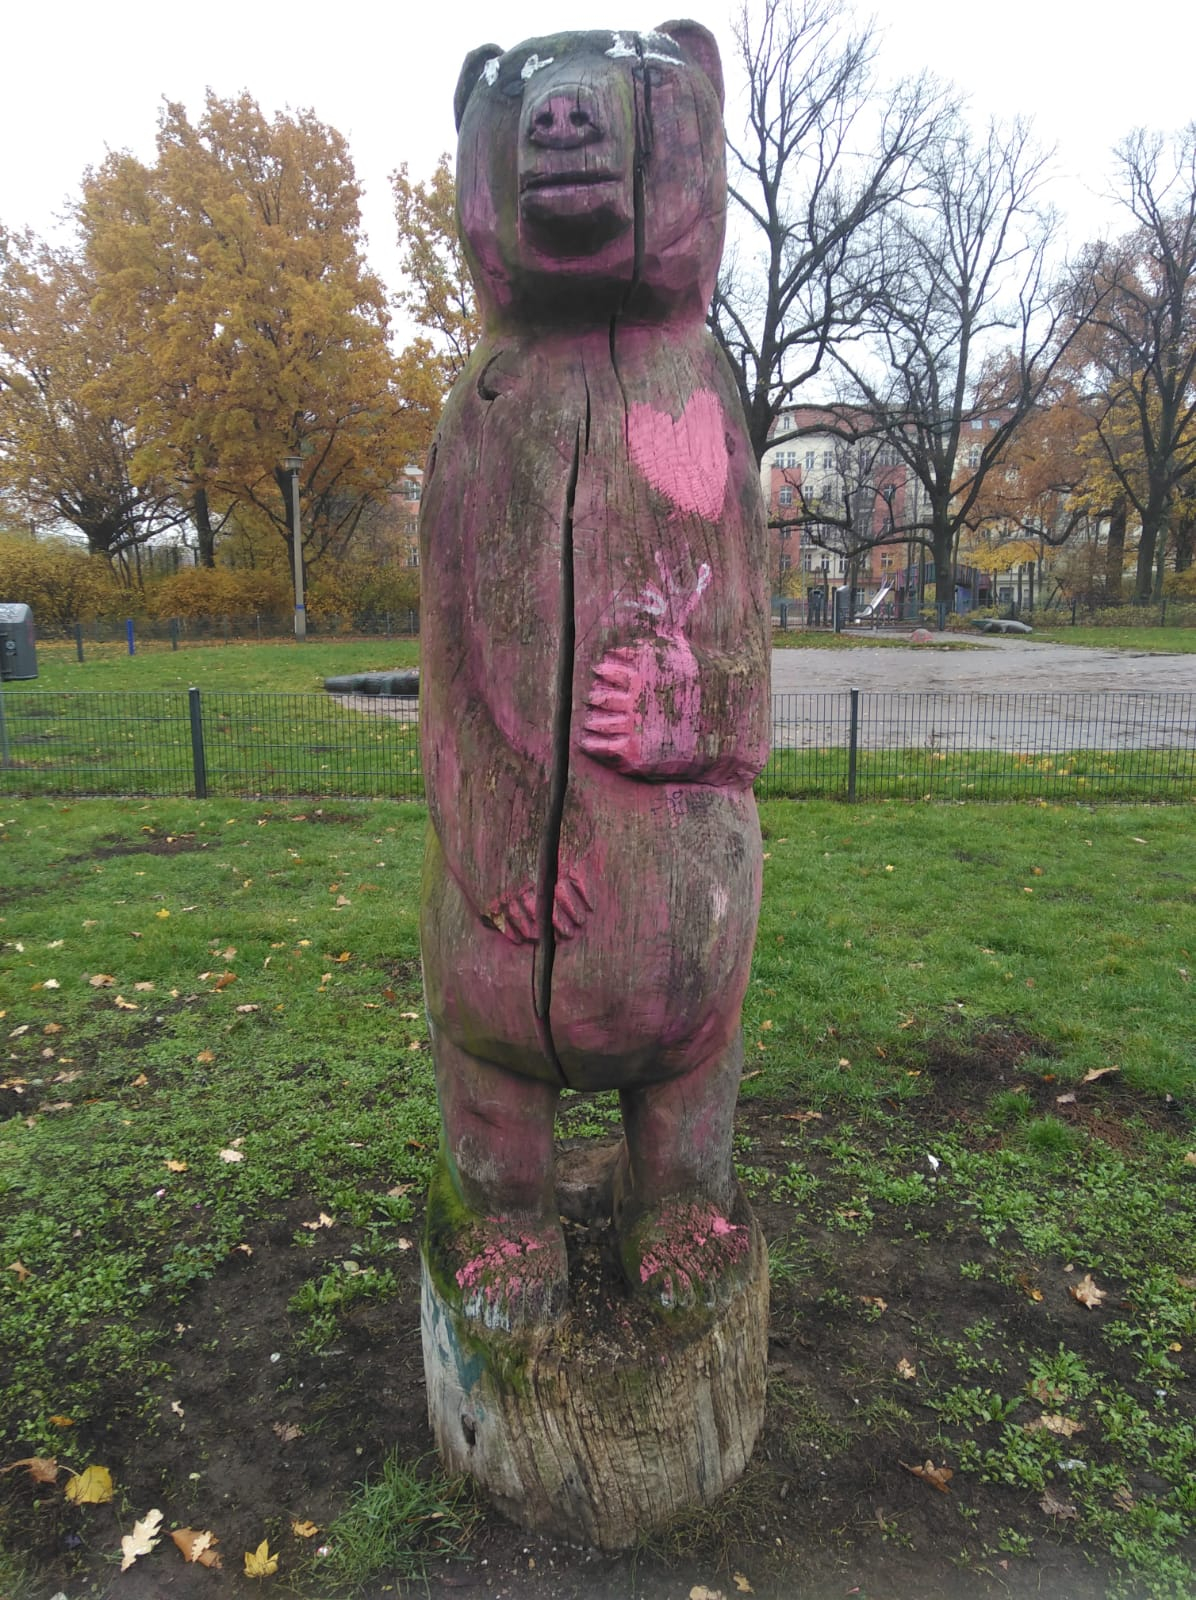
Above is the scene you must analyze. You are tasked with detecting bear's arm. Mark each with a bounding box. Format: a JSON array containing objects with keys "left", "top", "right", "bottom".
[{"left": 579, "top": 617, "right": 771, "bottom": 789}]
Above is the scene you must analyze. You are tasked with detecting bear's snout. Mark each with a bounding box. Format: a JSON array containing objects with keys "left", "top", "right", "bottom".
[{"left": 526, "top": 86, "right": 604, "bottom": 151}]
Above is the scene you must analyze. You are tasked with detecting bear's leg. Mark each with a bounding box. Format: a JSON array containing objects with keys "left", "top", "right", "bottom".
[
  {"left": 426, "top": 1026, "right": 567, "bottom": 1331},
  {"left": 614, "top": 1033, "right": 753, "bottom": 1312}
]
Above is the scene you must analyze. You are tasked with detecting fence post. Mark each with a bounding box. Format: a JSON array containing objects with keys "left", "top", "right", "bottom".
[
  {"left": 0, "top": 687, "right": 9, "bottom": 768},
  {"left": 188, "top": 687, "right": 208, "bottom": 799},
  {"left": 847, "top": 687, "right": 859, "bottom": 802},
  {"left": 170, "top": 617, "right": 180, "bottom": 651},
  {"left": 126, "top": 618, "right": 135, "bottom": 655},
  {"left": 74, "top": 623, "right": 84, "bottom": 662}
]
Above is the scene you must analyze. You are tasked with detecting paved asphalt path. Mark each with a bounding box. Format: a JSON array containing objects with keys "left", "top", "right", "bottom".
[{"left": 769, "top": 636, "right": 1196, "bottom": 751}]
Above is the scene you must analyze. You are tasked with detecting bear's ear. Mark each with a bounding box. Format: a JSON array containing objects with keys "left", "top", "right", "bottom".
[
  {"left": 655, "top": 19, "right": 724, "bottom": 109},
  {"left": 454, "top": 43, "right": 504, "bottom": 131}
]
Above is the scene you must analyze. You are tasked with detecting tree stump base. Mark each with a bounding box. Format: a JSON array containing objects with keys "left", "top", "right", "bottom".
[{"left": 420, "top": 1143, "right": 769, "bottom": 1550}]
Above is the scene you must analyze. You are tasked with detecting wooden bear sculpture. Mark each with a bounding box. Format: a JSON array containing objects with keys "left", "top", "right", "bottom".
[{"left": 419, "top": 20, "right": 769, "bottom": 1353}]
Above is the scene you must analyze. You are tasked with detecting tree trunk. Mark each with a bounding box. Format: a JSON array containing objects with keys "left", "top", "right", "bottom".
[
  {"left": 1105, "top": 499, "right": 1127, "bottom": 603},
  {"left": 422, "top": 1146, "right": 768, "bottom": 1550},
  {"left": 193, "top": 487, "right": 217, "bottom": 569}
]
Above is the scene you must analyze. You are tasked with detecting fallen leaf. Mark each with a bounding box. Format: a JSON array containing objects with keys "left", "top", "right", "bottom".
[
  {"left": 1028, "top": 1378, "right": 1067, "bottom": 1403},
  {"left": 689, "top": 1588, "right": 725, "bottom": 1600},
  {"left": 290, "top": 1519, "right": 318, "bottom": 1539},
  {"left": 859, "top": 1296, "right": 888, "bottom": 1312},
  {"left": 1025, "top": 1414, "right": 1085, "bottom": 1438},
  {"left": 235, "top": 1003, "right": 260, "bottom": 1014},
  {"left": 64, "top": 1464, "right": 114, "bottom": 1504},
  {"left": 2, "top": 1457, "right": 59, "bottom": 1484},
  {"left": 43, "top": 1023, "right": 63, "bottom": 1035},
  {"left": 733, "top": 1577, "right": 754, "bottom": 1595},
  {"left": 335, "top": 895, "right": 350, "bottom": 907},
  {"left": 212, "top": 971, "right": 237, "bottom": 991},
  {"left": 120, "top": 1507, "right": 163, "bottom": 1571},
  {"left": 896, "top": 1357, "right": 917, "bottom": 1380},
  {"left": 133, "top": 981, "right": 155, "bottom": 992},
  {"left": 88, "top": 973, "right": 115, "bottom": 988},
  {"left": 6, "top": 1260, "right": 32, "bottom": 1284},
  {"left": 130, "top": 1072, "right": 148, "bottom": 1087},
  {"left": 218, "top": 1148, "right": 245, "bottom": 1164},
  {"left": 196, "top": 1050, "right": 215, "bottom": 1064},
  {"left": 48, "top": 1415, "right": 73, "bottom": 1428},
  {"left": 326, "top": 951, "right": 352, "bottom": 963},
  {"left": 781, "top": 1110, "right": 823, "bottom": 1123},
  {"left": 1040, "top": 1488, "right": 1078, "bottom": 1519},
  {"left": 172, "top": 1527, "right": 221, "bottom": 1567},
  {"left": 165, "top": 1160, "right": 188, "bottom": 1173},
  {"left": 301, "top": 1213, "right": 334, "bottom": 1231},
  {"left": 1055, "top": 1092, "right": 1077, "bottom": 1105},
  {"left": 1112, "top": 1486, "right": 1136, "bottom": 1513},
  {"left": 113, "top": 995, "right": 139, "bottom": 1011},
  {"left": 1081, "top": 1066, "right": 1119, "bottom": 1083},
  {"left": 1070, "top": 1273, "right": 1107, "bottom": 1309},
  {"left": 244, "top": 1538, "right": 278, "bottom": 1578},
  {"left": 900, "top": 1459, "right": 953, "bottom": 1493},
  {"left": 272, "top": 1421, "right": 303, "bottom": 1443},
  {"left": 42, "top": 978, "right": 60, "bottom": 990},
  {"left": 155, "top": 908, "right": 171, "bottom": 919},
  {"left": 1183, "top": 1153, "right": 1196, "bottom": 1167},
  {"left": 8, "top": 1024, "right": 29, "bottom": 1038}
]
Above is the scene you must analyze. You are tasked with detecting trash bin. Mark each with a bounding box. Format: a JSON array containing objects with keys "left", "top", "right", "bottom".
[{"left": 0, "top": 603, "right": 37, "bottom": 680}]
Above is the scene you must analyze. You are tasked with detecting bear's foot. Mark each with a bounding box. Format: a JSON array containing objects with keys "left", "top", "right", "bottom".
[
  {"left": 442, "top": 1214, "right": 569, "bottom": 1333},
  {"left": 618, "top": 1196, "right": 754, "bottom": 1313}
]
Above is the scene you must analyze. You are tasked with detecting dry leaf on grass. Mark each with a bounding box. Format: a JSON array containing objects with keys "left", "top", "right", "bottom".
[
  {"left": 733, "top": 1577, "right": 754, "bottom": 1594},
  {"left": 218, "top": 1148, "right": 245, "bottom": 1164},
  {"left": 165, "top": 1159, "right": 188, "bottom": 1173},
  {"left": 172, "top": 1527, "right": 222, "bottom": 1567},
  {"left": 2, "top": 1457, "right": 59, "bottom": 1484},
  {"left": 689, "top": 1588, "right": 725, "bottom": 1600},
  {"left": 896, "top": 1357, "right": 917, "bottom": 1380},
  {"left": 1081, "top": 1066, "right": 1119, "bottom": 1083},
  {"left": 1040, "top": 1488, "right": 1078, "bottom": 1519},
  {"left": 1025, "top": 1414, "right": 1085, "bottom": 1438},
  {"left": 290, "top": 1519, "right": 318, "bottom": 1539},
  {"left": 301, "top": 1213, "right": 334, "bottom": 1231},
  {"left": 244, "top": 1538, "right": 278, "bottom": 1577},
  {"left": 900, "top": 1459, "right": 953, "bottom": 1493},
  {"left": 1070, "top": 1273, "right": 1107, "bottom": 1309},
  {"left": 272, "top": 1422, "right": 302, "bottom": 1443},
  {"left": 781, "top": 1110, "right": 823, "bottom": 1123},
  {"left": 64, "top": 1464, "right": 114, "bottom": 1504},
  {"left": 88, "top": 973, "right": 115, "bottom": 988},
  {"left": 6, "top": 1261, "right": 31, "bottom": 1284},
  {"left": 120, "top": 1508, "right": 163, "bottom": 1571},
  {"left": 859, "top": 1296, "right": 888, "bottom": 1312}
]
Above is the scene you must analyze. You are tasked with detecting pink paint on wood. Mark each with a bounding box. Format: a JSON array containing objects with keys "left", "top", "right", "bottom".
[{"left": 626, "top": 391, "right": 728, "bottom": 521}]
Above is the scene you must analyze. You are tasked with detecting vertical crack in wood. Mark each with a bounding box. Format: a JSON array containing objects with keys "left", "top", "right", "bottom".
[
  {"left": 625, "top": 34, "right": 651, "bottom": 311},
  {"left": 531, "top": 417, "right": 582, "bottom": 1085}
]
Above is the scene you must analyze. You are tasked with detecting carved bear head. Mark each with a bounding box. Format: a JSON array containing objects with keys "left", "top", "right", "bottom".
[{"left": 453, "top": 22, "right": 726, "bottom": 330}]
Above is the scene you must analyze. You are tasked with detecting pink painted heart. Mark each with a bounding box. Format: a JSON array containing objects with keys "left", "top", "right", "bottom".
[{"left": 627, "top": 390, "right": 728, "bottom": 521}]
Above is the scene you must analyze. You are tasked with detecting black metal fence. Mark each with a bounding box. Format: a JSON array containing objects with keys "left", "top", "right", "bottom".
[{"left": 1, "top": 687, "right": 1193, "bottom": 803}]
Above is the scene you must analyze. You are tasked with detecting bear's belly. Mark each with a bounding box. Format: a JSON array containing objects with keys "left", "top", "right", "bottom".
[{"left": 422, "top": 784, "right": 760, "bottom": 1091}]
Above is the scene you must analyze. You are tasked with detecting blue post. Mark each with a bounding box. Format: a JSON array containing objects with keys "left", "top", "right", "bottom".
[
  {"left": 75, "top": 623, "right": 84, "bottom": 662},
  {"left": 847, "top": 687, "right": 860, "bottom": 802},
  {"left": 126, "top": 618, "right": 135, "bottom": 655},
  {"left": 188, "top": 687, "right": 208, "bottom": 799}
]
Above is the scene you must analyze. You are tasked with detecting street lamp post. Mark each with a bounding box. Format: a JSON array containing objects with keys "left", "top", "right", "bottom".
[{"left": 283, "top": 454, "right": 305, "bottom": 641}]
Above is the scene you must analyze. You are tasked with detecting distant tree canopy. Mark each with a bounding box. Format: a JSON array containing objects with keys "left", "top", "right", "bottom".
[{"left": 1, "top": 93, "right": 443, "bottom": 580}]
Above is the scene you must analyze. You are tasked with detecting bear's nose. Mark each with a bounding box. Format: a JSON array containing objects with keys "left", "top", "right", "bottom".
[{"left": 526, "top": 89, "right": 604, "bottom": 149}]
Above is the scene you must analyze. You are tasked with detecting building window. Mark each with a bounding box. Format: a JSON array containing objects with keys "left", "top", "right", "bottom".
[
  {"left": 780, "top": 554, "right": 792, "bottom": 572},
  {"left": 822, "top": 451, "right": 833, "bottom": 470},
  {"left": 778, "top": 486, "right": 794, "bottom": 506},
  {"left": 970, "top": 418, "right": 984, "bottom": 430},
  {"left": 778, "top": 526, "right": 791, "bottom": 541},
  {"left": 804, "top": 450, "right": 815, "bottom": 471},
  {"left": 967, "top": 445, "right": 981, "bottom": 468}
]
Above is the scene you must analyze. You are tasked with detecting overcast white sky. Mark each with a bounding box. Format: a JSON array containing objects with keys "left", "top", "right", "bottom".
[{"left": 4, "top": 0, "right": 1195, "bottom": 319}]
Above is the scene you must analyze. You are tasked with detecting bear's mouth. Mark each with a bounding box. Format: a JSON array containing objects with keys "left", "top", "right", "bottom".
[{"left": 520, "top": 170, "right": 623, "bottom": 194}]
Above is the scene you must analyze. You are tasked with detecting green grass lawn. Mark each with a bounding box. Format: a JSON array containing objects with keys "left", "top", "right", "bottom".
[
  {"left": 1, "top": 799, "right": 1194, "bottom": 1596},
  {"left": 24, "top": 636, "right": 421, "bottom": 694},
  {"left": 1018, "top": 626, "right": 1196, "bottom": 654}
]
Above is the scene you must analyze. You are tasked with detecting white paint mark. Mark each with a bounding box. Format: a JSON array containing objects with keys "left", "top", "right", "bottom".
[
  {"left": 521, "top": 54, "right": 554, "bottom": 80},
  {"left": 711, "top": 885, "right": 729, "bottom": 922},
  {"left": 607, "top": 33, "right": 638, "bottom": 58},
  {"left": 481, "top": 58, "right": 500, "bottom": 87}
]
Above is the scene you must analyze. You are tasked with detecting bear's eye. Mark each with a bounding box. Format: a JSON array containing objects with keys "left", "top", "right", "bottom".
[
  {"left": 500, "top": 69, "right": 527, "bottom": 98},
  {"left": 634, "top": 64, "right": 666, "bottom": 89}
]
